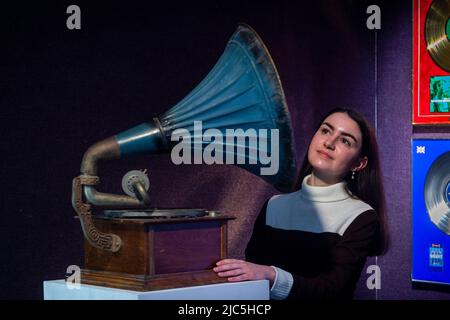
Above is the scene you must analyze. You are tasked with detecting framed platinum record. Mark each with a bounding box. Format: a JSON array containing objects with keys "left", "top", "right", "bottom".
[{"left": 412, "top": 139, "right": 450, "bottom": 285}]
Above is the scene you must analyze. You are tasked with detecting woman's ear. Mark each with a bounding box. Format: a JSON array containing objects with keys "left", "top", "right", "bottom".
[{"left": 353, "top": 156, "right": 368, "bottom": 172}]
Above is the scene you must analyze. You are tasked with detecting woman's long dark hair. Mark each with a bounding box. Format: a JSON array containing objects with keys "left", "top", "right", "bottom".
[{"left": 296, "top": 108, "right": 389, "bottom": 256}]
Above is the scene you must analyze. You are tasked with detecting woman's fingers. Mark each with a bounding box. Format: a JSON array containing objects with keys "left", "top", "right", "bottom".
[
  {"left": 227, "top": 275, "right": 248, "bottom": 282},
  {"left": 213, "top": 259, "right": 257, "bottom": 281},
  {"left": 214, "top": 260, "right": 245, "bottom": 271},
  {"left": 217, "top": 269, "right": 244, "bottom": 277},
  {"left": 213, "top": 260, "right": 273, "bottom": 283},
  {"left": 214, "top": 263, "right": 241, "bottom": 271},
  {"left": 214, "top": 259, "right": 247, "bottom": 279},
  {"left": 215, "top": 259, "right": 241, "bottom": 266}
]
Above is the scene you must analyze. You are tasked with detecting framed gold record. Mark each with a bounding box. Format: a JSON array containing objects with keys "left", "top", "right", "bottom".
[
  {"left": 425, "top": 0, "right": 450, "bottom": 72},
  {"left": 413, "top": 0, "right": 450, "bottom": 124}
]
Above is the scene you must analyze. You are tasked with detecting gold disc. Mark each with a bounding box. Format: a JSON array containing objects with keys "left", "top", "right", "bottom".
[{"left": 425, "top": 0, "right": 450, "bottom": 72}]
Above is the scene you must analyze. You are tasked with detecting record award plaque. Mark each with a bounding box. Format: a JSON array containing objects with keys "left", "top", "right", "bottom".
[
  {"left": 412, "top": 139, "right": 450, "bottom": 285},
  {"left": 413, "top": 0, "right": 450, "bottom": 124}
]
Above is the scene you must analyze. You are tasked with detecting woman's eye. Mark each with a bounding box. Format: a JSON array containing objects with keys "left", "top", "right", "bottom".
[
  {"left": 320, "top": 128, "right": 329, "bottom": 134},
  {"left": 341, "top": 138, "right": 351, "bottom": 146}
]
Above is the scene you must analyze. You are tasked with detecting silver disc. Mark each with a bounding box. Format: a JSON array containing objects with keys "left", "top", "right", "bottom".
[
  {"left": 424, "top": 151, "right": 450, "bottom": 235},
  {"left": 121, "top": 170, "right": 150, "bottom": 198}
]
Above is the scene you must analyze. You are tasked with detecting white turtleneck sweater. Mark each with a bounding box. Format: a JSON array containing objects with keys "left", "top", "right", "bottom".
[{"left": 245, "top": 175, "right": 378, "bottom": 300}]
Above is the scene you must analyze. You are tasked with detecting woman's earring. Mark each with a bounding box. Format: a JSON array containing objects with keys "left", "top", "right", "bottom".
[{"left": 351, "top": 170, "right": 356, "bottom": 180}]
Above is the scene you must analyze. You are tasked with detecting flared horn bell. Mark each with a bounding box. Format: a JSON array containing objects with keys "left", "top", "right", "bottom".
[{"left": 115, "top": 24, "right": 297, "bottom": 192}]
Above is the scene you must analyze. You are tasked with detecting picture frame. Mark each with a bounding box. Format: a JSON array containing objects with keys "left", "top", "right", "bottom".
[
  {"left": 411, "top": 139, "right": 450, "bottom": 285},
  {"left": 413, "top": 0, "right": 450, "bottom": 125}
]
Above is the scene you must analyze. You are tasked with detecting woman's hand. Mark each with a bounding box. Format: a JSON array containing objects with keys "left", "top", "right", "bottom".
[{"left": 213, "top": 259, "right": 276, "bottom": 285}]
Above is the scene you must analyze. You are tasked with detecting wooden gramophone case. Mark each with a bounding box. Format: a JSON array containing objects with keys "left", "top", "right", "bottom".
[{"left": 82, "top": 214, "right": 235, "bottom": 291}]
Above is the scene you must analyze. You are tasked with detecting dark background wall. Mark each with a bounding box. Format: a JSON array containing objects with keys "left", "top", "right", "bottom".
[{"left": 1, "top": 0, "right": 449, "bottom": 299}]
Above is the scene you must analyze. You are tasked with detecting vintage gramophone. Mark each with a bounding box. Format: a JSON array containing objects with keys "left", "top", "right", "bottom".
[{"left": 71, "top": 24, "right": 297, "bottom": 291}]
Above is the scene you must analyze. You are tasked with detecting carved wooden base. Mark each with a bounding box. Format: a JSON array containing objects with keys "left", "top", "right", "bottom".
[{"left": 81, "top": 268, "right": 228, "bottom": 291}]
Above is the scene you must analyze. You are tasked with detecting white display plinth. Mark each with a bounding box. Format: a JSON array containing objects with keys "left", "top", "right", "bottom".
[{"left": 43, "top": 279, "right": 269, "bottom": 300}]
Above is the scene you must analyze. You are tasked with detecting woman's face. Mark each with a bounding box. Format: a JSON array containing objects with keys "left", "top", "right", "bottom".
[{"left": 307, "top": 112, "right": 365, "bottom": 183}]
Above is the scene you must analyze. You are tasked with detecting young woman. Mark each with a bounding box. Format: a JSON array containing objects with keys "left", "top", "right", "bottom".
[{"left": 213, "top": 108, "right": 389, "bottom": 300}]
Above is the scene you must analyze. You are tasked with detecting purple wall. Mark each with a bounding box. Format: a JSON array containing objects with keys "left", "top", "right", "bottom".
[{"left": 2, "top": 0, "right": 450, "bottom": 299}]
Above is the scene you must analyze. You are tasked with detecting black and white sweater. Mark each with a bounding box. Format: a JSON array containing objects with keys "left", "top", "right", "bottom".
[{"left": 245, "top": 175, "right": 379, "bottom": 300}]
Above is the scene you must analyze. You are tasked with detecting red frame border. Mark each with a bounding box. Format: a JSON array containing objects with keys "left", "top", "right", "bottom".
[{"left": 413, "top": 0, "right": 450, "bottom": 125}]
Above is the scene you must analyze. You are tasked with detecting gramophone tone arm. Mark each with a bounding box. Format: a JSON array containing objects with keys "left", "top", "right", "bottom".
[
  {"left": 80, "top": 136, "right": 150, "bottom": 208},
  {"left": 81, "top": 137, "right": 120, "bottom": 176},
  {"left": 131, "top": 181, "right": 151, "bottom": 206},
  {"left": 83, "top": 184, "right": 146, "bottom": 208},
  {"left": 73, "top": 136, "right": 151, "bottom": 254}
]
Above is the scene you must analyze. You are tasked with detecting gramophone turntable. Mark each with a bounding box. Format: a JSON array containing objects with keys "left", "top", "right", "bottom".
[{"left": 71, "top": 24, "right": 297, "bottom": 291}]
